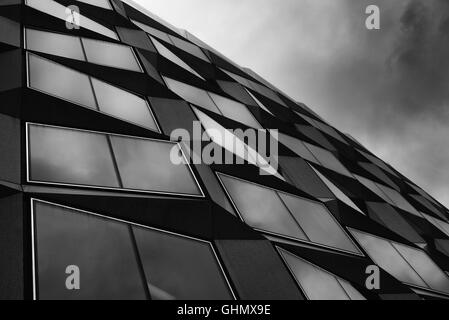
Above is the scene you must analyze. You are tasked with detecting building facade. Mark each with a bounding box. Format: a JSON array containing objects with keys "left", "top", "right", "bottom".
[{"left": 1, "top": 0, "right": 449, "bottom": 300}]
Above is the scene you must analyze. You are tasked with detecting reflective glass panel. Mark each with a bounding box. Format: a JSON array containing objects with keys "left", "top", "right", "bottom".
[
  {"left": 312, "top": 168, "right": 364, "bottom": 215},
  {"left": 133, "top": 226, "right": 233, "bottom": 300},
  {"left": 164, "top": 77, "right": 220, "bottom": 114},
  {"left": 208, "top": 92, "right": 262, "bottom": 129},
  {"left": 34, "top": 201, "right": 146, "bottom": 300},
  {"left": 279, "top": 193, "right": 360, "bottom": 253},
  {"left": 219, "top": 174, "right": 307, "bottom": 240},
  {"left": 28, "top": 124, "right": 120, "bottom": 188},
  {"left": 277, "top": 133, "right": 317, "bottom": 163},
  {"left": 279, "top": 249, "right": 364, "bottom": 300},
  {"left": 168, "top": 35, "right": 210, "bottom": 62},
  {"left": 91, "top": 78, "right": 158, "bottom": 131},
  {"left": 350, "top": 230, "right": 428, "bottom": 288},
  {"left": 26, "top": 0, "right": 118, "bottom": 39},
  {"left": 375, "top": 184, "right": 421, "bottom": 216},
  {"left": 110, "top": 135, "right": 202, "bottom": 196},
  {"left": 151, "top": 37, "right": 204, "bottom": 80},
  {"left": 25, "top": 28, "right": 85, "bottom": 61},
  {"left": 393, "top": 242, "right": 449, "bottom": 293},
  {"left": 132, "top": 19, "right": 172, "bottom": 43},
  {"left": 28, "top": 53, "right": 97, "bottom": 109},
  {"left": 82, "top": 38, "right": 141, "bottom": 72},
  {"left": 194, "top": 108, "right": 283, "bottom": 179},
  {"left": 305, "top": 143, "right": 352, "bottom": 177}
]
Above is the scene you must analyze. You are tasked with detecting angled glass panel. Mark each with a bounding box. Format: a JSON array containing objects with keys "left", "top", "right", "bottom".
[
  {"left": 82, "top": 38, "right": 142, "bottom": 72},
  {"left": 168, "top": 35, "right": 210, "bottom": 62},
  {"left": 28, "top": 53, "right": 97, "bottom": 109},
  {"left": 279, "top": 249, "right": 364, "bottom": 300},
  {"left": 208, "top": 92, "right": 262, "bottom": 129},
  {"left": 279, "top": 156, "right": 334, "bottom": 199},
  {"left": 26, "top": 0, "right": 118, "bottom": 40},
  {"left": 359, "top": 162, "right": 398, "bottom": 191},
  {"left": 132, "top": 19, "right": 172, "bottom": 43},
  {"left": 359, "top": 150, "right": 398, "bottom": 177},
  {"left": 133, "top": 226, "right": 233, "bottom": 300},
  {"left": 244, "top": 88, "right": 274, "bottom": 115},
  {"left": 311, "top": 167, "right": 365, "bottom": 215},
  {"left": 278, "top": 193, "right": 360, "bottom": 254},
  {"left": 421, "top": 212, "right": 449, "bottom": 237},
  {"left": 392, "top": 242, "right": 449, "bottom": 293},
  {"left": 297, "top": 125, "right": 336, "bottom": 152},
  {"left": 110, "top": 135, "right": 202, "bottom": 196},
  {"left": 220, "top": 68, "right": 287, "bottom": 106},
  {"left": 375, "top": 184, "right": 421, "bottom": 216},
  {"left": 277, "top": 133, "right": 317, "bottom": 163},
  {"left": 34, "top": 201, "right": 146, "bottom": 300},
  {"left": 218, "top": 174, "right": 307, "bottom": 240},
  {"left": 350, "top": 230, "right": 428, "bottom": 288},
  {"left": 77, "top": 0, "right": 112, "bottom": 10},
  {"left": 163, "top": 77, "right": 220, "bottom": 114},
  {"left": 25, "top": 28, "right": 85, "bottom": 61},
  {"left": 355, "top": 174, "right": 391, "bottom": 203},
  {"left": 410, "top": 194, "right": 447, "bottom": 220},
  {"left": 301, "top": 114, "right": 348, "bottom": 144},
  {"left": 150, "top": 37, "right": 204, "bottom": 80},
  {"left": 28, "top": 124, "right": 120, "bottom": 188},
  {"left": 91, "top": 78, "right": 159, "bottom": 131},
  {"left": 366, "top": 202, "right": 424, "bottom": 244},
  {"left": 305, "top": 143, "right": 352, "bottom": 177},
  {"left": 193, "top": 108, "right": 283, "bottom": 179}
]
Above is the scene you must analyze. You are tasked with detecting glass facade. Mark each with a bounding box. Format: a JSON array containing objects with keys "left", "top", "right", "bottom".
[
  {"left": 28, "top": 53, "right": 158, "bottom": 131},
  {"left": 0, "top": 0, "right": 448, "bottom": 301},
  {"left": 28, "top": 124, "right": 202, "bottom": 196},
  {"left": 33, "top": 200, "right": 233, "bottom": 300}
]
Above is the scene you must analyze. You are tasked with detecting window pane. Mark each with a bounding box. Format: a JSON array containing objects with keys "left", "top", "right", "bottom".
[
  {"left": 25, "top": 28, "right": 85, "bottom": 61},
  {"left": 312, "top": 168, "right": 364, "bottom": 215},
  {"left": 277, "top": 133, "right": 317, "bottom": 163},
  {"left": 279, "top": 249, "right": 351, "bottom": 300},
  {"left": 34, "top": 201, "right": 146, "bottom": 300},
  {"left": 393, "top": 243, "right": 449, "bottom": 293},
  {"left": 164, "top": 77, "right": 220, "bottom": 114},
  {"left": 28, "top": 124, "right": 120, "bottom": 188},
  {"left": 305, "top": 143, "right": 352, "bottom": 177},
  {"left": 77, "top": 0, "right": 112, "bottom": 10},
  {"left": 279, "top": 193, "right": 360, "bottom": 254},
  {"left": 376, "top": 184, "right": 421, "bottom": 216},
  {"left": 28, "top": 53, "right": 97, "bottom": 109},
  {"left": 91, "top": 78, "right": 158, "bottom": 131},
  {"left": 355, "top": 174, "right": 391, "bottom": 203},
  {"left": 151, "top": 37, "right": 204, "bottom": 80},
  {"left": 82, "top": 38, "right": 141, "bottom": 72},
  {"left": 168, "top": 35, "right": 210, "bottom": 62},
  {"left": 193, "top": 107, "right": 283, "bottom": 179},
  {"left": 219, "top": 174, "right": 307, "bottom": 240},
  {"left": 366, "top": 202, "right": 424, "bottom": 244},
  {"left": 358, "top": 162, "right": 398, "bottom": 190},
  {"left": 26, "top": 0, "right": 118, "bottom": 40},
  {"left": 208, "top": 92, "right": 262, "bottom": 129},
  {"left": 133, "top": 226, "right": 233, "bottom": 300},
  {"left": 110, "top": 135, "right": 202, "bottom": 196},
  {"left": 132, "top": 19, "right": 172, "bottom": 43},
  {"left": 350, "top": 230, "right": 427, "bottom": 288}
]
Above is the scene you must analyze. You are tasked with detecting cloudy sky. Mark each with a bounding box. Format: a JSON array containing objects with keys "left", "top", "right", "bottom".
[{"left": 134, "top": 0, "right": 449, "bottom": 207}]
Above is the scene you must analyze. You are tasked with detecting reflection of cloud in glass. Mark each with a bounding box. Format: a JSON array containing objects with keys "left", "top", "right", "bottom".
[{"left": 29, "top": 125, "right": 120, "bottom": 187}]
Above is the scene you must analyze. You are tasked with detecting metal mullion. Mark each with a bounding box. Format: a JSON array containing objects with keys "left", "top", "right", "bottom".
[
  {"left": 128, "top": 225, "right": 152, "bottom": 300},
  {"left": 276, "top": 191, "right": 310, "bottom": 242},
  {"left": 106, "top": 135, "right": 124, "bottom": 189}
]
